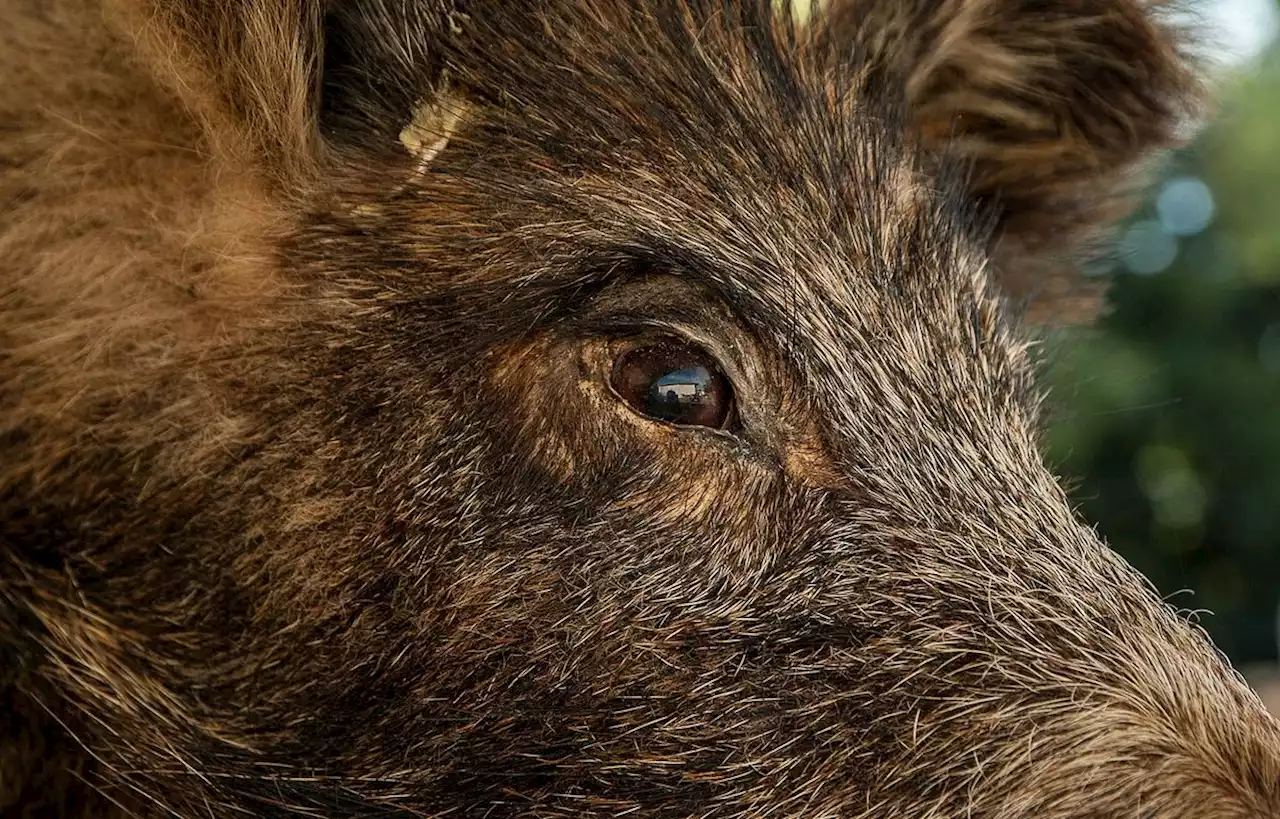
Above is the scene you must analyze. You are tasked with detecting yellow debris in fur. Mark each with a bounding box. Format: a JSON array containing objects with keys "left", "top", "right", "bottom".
[{"left": 398, "top": 91, "right": 469, "bottom": 176}]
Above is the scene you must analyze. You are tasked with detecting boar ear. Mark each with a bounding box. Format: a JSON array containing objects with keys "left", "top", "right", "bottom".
[
  {"left": 810, "top": 0, "right": 1208, "bottom": 323},
  {"left": 116, "top": 0, "right": 463, "bottom": 186}
]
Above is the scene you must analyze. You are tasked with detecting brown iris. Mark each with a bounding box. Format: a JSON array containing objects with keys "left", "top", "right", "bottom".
[{"left": 610, "top": 340, "right": 734, "bottom": 429}]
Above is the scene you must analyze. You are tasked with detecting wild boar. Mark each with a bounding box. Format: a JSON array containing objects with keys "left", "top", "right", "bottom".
[{"left": 3, "top": 0, "right": 1278, "bottom": 816}]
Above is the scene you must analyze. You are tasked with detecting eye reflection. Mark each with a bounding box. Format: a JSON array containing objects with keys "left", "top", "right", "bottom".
[
  {"left": 649, "top": 365, "right": 718, "bottom": 421},
  {"left": 610, "top": 341, "right": 734, "bottom": 429}
]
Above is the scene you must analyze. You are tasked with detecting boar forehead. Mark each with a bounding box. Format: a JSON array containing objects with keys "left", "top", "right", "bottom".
[{"left": 319, "top": 4, "right": 1036, "bottom": 507}]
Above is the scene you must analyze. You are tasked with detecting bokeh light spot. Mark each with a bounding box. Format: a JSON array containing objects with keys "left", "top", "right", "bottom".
[
  {"left": 1120, "top": 220, "right": 1179, "bottom": 275},
  {"left": 1157, "top": 177, "right": 1216, "bottom": 237}
]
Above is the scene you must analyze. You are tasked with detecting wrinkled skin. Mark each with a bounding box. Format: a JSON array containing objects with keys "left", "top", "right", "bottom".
[{"left": 2, "top": 0, "right": 1279, "bottom": 817}]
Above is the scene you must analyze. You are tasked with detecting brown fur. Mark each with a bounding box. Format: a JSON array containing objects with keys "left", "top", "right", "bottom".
[
  {"left": 810, "top": 0, "right": 1205, "bottom": 322},
  {"left": 2, "top": 1, "right": 1276, "bottom": 817}
]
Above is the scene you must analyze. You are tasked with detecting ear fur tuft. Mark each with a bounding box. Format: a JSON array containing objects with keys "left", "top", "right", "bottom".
[
  {"left": 811, "top": 0, "right": 1209, "bottom": 322},
  {"left": 110, "top": 0, "right": 462, "bottom": 183},
  {"left": 108, "top": 0, "right": 327, "bottom": 185}
]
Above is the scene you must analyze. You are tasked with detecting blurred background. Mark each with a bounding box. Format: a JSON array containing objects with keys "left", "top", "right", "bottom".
[{"left": 1037, "top": 0, "right": 1280, "bottom": 698}]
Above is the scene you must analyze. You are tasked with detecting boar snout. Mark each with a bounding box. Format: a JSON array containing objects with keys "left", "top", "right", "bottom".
[{"left": 791, "top": 512, "right": 1280, "bottom": 816}]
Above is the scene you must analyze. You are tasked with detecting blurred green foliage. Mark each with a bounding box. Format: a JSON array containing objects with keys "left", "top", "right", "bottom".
[{"left": 1042, "top": 45, "right": 1280, "bottom": 665}]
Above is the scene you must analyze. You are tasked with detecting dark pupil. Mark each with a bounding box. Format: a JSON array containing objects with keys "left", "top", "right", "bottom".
[{"left": 612, "top": 343, "right": 731, "bottom": 429}]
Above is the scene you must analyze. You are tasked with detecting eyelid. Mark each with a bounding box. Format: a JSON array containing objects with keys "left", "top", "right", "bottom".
[{"left": 599, "top": 324, "right": 745, "bottom": 384}]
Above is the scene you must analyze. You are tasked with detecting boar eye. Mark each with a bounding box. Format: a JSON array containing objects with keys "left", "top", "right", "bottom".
[{"left": 610, "top": 340, "right": 735, "bottom": 430}]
